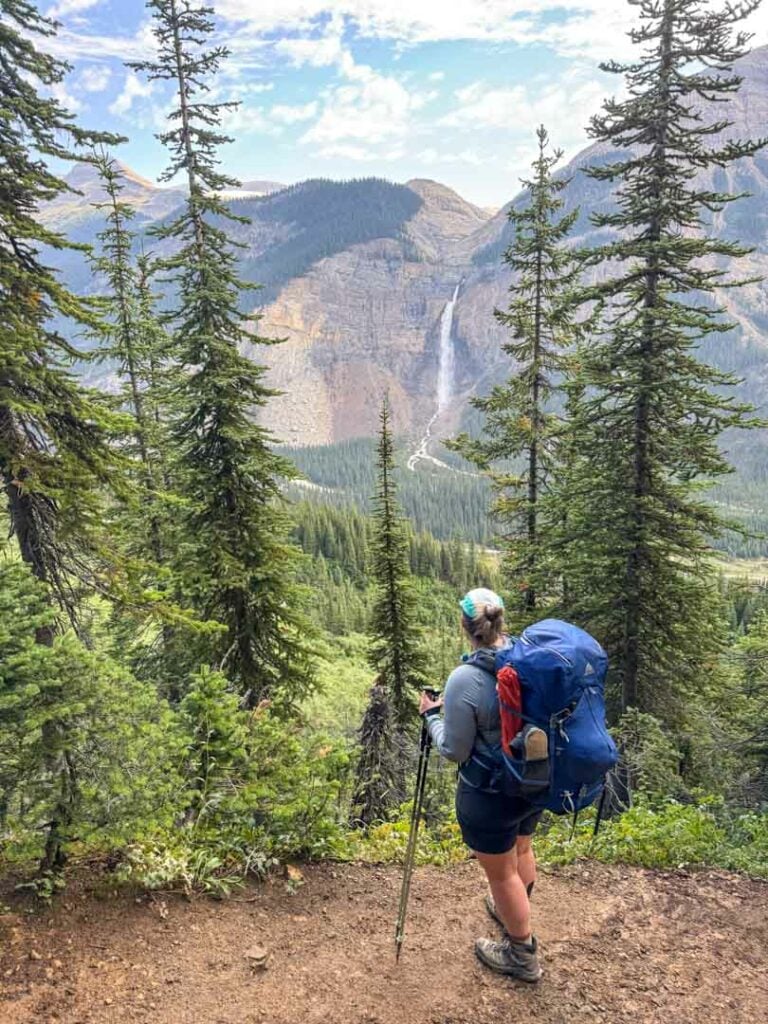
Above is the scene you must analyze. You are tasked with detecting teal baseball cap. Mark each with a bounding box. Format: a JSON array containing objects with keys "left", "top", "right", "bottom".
[{"left": 460, "top": 587, "right": 505, "bottom": 619}]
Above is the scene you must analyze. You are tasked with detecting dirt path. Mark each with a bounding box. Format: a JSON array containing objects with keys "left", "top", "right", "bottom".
[{"left": 1, "top": 861, "right": 766, "bottom": 1024}]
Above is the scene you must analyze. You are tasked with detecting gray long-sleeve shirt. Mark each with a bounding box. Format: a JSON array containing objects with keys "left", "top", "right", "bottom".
[{"left": 425, "top": 648, "right": 502, "bottom": 765}]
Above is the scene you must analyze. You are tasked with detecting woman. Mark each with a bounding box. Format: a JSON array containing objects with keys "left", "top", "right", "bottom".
[{"left": 418, "top": 587, "right": 543, "bottom": 983}]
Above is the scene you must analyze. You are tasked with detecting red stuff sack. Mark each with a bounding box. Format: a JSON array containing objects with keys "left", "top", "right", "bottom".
[{"left": 496, "top": 665, "right": 523, "bottom": 755}]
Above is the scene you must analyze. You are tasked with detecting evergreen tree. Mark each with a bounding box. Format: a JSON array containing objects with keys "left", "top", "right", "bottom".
[
  {"left": 367, "top": 397, "right": 428, "bottom": 728},
  {"left": 135, "top": 249, "right": 172, "bottom": 481},
  {"left": 729, "top": 611, "right": 768, "bottom": 802},
  {"left": 132, "top": 0, "right": 313, "bottom": 707},
  {"left": 452, "top": 127, "right": 585, "bottom": 617},
  {"left": 352, "top": 398, "right": 427, "bottom": 824},
  {"left": 91, "top": 152, "right": 167, "bottom": 564},
  {"left": 563, "top": 0, "right": 766, "bottom": 722},
  {"left": 0, "top": 560, "right": 179, "bottom": 876},
  {"left": 349, "top": 678, "right": 398, "bottom": 826},
  {"left": 0, "top": 1, "right": 122, "bottom": 622},
  {"left": 548, "top": 344, "right": 589, "bottom": 611},
  {"left": 0, "top": 3, "right": 128, "bottom": 871},
  {"left": 179, "top": 666, "right": 249, "bottom": 825}
]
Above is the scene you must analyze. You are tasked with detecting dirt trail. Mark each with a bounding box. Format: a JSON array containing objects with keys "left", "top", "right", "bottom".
[{"left": 1, "top": 861, "right": 766, "bottom": 1024}]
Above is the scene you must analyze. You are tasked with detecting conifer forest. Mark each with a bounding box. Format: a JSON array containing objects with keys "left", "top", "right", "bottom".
[{"left": 1, "top": 1, "right": 768, "bottom": 1020}]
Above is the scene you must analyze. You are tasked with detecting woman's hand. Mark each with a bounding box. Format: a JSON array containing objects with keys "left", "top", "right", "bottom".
[{"left": 419, "top": 691, "right": 443, "bottom": 717}]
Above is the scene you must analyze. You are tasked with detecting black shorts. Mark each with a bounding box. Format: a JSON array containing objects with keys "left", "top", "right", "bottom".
[{"left": 456, "top": 778, "right": 543, "bottom": 855}]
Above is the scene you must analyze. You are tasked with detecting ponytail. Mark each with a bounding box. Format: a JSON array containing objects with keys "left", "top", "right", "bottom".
[{"left": 462, "top": 603, "right": 505, "bottom": 647}]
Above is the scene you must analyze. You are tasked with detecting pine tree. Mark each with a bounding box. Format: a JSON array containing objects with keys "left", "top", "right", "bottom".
[
  {"left": 0, "top": 3, "right": 127, "bottom": 871},
  {"left": 548, "top": 345, "right": 589, "bottom": 611},
  {"left": 0, "top": 560, "right": 181, "bottom": 876},
  {"left": 179, "top": 666, "right": 249, "bottom": 825},
  {"left": 564, "top": 0, "right": 766, "bottom": 722},
  {"left": 452, "top": 127, "right": 586, "bottom": 618},
  {"left": 0, "top": 1, "right": 123, "bottom": 622},
  {"left": 135, "top": 250, "right": 171, "bottom": 471},
  {"left": 352, "top": 399, "right": 427, "bottom": 824},
  {"left": 91, "top": 152, "right": 167, "bottom": 564},
  {"left": 349, "top": 678, "right": 398, "bottom": 826},
  {"left": 132, "top": 0, "right": 313, "bottom": 707},
  {"left": 367, "top": 397, "right": 427, "bottom": 728},
  {"left": 730, "top": 611, "right": 768, "bottom": 802}
]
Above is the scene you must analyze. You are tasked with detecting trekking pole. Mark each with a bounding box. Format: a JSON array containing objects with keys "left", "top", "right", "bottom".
[{"left": 394, "top": 690, "right": 439, "bottom": 962}]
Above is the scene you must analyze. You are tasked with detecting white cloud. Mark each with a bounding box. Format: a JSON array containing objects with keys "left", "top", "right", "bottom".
[
  {"left": 108, "top": 71, "right": 153, "bottom": 118},
  {"left": 211, "top": 1, "right": 768, "bottom": 62},
  {"left": 42, "top": 2, "right": 768, "bottom": 86},
  {"left": 222, "top": 106, "right": 284, "bottom": 136},
  {"left": 47, "top": 28, "right": 153, "bottom": 62},
  {"left": 441, "top": 67, "right": 609, "bottom": 168},
  {"left": 311, "top": 141, "right": 406, "bottom": 161},
  {"left": 78, "top": 63, "right": 111, "bottom": 93},
  {"left": 445, "top": 81, "right": 527, "bottom": 130},
  {"left": 48, "top": 0, "right": 104, "bottom": 17},
  {"left": 207, "top": 2, "right": 623, "bottom": 57},
  {"left": 301, "top": 73, "right": 428, "bottom": 148},
  {"left": 275, "top": 19, "right": 346, "bottom": 69},
  {"left": 51, "top": 80, "right": 83, "bottom": 113},
  {"left": 269, "top": 15, "right": 434, "bottom": 157},
  {"left": 312, "top": 142, "right": 379, "bottom": 161},
  {"left": 270, "top": 101, "right": 319, "bottom": 124},
  {"left": 417, "top": 147, "right": 482, "bottom": 166}
]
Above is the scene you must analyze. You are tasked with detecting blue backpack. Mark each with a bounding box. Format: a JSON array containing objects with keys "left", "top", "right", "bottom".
[{"left": 494, "top": 619, "right": 618, "bottom": 815}]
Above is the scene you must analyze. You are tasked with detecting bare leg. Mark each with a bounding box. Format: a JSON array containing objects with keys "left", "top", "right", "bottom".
[
  {"left": 516, "top": 835, "right": 536, "bottom": 894},
  {"left": 474, "top": 848, "right": 531, "bottom": 943}
]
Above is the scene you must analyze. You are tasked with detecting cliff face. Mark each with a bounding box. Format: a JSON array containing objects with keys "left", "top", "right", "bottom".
[
  {"left": 252, "top": 178, "right": 490, "bottom": 444},
  {"left": 255, "top": 46, "right": 768, "bottom": 447},
  {"left": 42, "top": 45, "right": 768, "bottom": 454}
]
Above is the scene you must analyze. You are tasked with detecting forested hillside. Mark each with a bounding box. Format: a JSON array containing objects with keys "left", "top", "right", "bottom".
[{"left": 284, "top": 438, "right": 494, "bottom": 542}]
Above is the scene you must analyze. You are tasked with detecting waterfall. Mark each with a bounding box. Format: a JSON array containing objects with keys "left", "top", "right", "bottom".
[
  {"left": 436, "top": 282, "right": 460, "bottom": 412},
  {"left": 407, "top": 282, "right": 462, "bottom": 472}
]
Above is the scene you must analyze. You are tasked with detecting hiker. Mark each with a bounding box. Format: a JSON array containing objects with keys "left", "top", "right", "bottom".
[{"left": 419, "top": 587, "right": 543, "bottom": 983}]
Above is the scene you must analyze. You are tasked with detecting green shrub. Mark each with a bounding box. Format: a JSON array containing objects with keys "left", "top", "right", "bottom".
[
  {"left": 717, "top": 811, "right": 768, "bottom": 877},
  {"left": 116, "top": 684, "right": 351, "bottom": 894},
  {"left": 535, "top": 799, "right": 768, "bottom": 878},
  {"left": 614, "top": 709, "right": 686, "bottom": 801},
  {"left": 328, "top": 798, "right": 768, "bottom": 880},
  {"left": 333, "top": 805, "right": 467, "bottom": 867},
  {"left": 0, "top": 563, "right": 183, "bottom": 871},
  {"left": 303, "top": 633, "right": 372, "bottom": 739},
  {"left": 594, "top": 801, "right": 726, "bottom": 869}
]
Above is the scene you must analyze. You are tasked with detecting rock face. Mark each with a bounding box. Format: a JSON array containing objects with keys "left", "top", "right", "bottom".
[
  {"left": 251, "top": 178, "right": 490, "bottom": 444},
  {"left": 254, "top": 45, "right": 768, "bottom": 447},
  {"left": 40, "top": 160, "right": 186, "bottom": 229},
  {"left": 42, "top": 45, "right": 768, "bottom": 455}
]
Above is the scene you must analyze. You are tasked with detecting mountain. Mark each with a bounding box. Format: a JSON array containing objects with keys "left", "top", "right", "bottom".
[
  {"left": 40, "top": 46, "right": 768, "bottom": 474},
  {"left": 42, "top": 160, "right": 186, "bottom": 230},
  {"left": 254, "top": 45, "right": 768, "bottom": 452}
]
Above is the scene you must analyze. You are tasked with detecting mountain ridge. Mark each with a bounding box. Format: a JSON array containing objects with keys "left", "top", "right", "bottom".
[{"left": 39, "top": 46, "right": 768, "bottom": 468}]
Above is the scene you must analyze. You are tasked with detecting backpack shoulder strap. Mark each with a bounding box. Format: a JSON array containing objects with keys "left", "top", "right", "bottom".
[{"left": 462, "top": 649, "right": 497, "bottom": 677}]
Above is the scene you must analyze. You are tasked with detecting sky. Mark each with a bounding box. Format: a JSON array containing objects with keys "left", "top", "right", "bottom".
[{"left": 43, "top": 0, "right": 768, "bottom": 209}]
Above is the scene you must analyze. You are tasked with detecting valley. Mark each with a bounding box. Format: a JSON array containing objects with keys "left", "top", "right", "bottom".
[{"left": 40, "top": 47, "right": 768, "bottom": 533}]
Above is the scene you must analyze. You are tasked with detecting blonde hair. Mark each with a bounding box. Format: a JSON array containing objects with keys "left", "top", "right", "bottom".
[{"left": 462, "top": 604, "right": 505, "bottom": 647}]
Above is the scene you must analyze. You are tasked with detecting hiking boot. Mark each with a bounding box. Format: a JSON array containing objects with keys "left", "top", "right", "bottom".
[{"left": 475, "top": 934, "right": 542, "bottom": 982}]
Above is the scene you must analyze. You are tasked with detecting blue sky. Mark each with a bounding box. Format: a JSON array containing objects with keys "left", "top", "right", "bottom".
[{"left": 45, "top": 0, "right": 768, "bottom": 208}]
